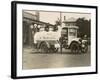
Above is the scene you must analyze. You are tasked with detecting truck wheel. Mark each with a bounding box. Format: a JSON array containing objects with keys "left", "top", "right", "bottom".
[
  {"left": 40, "top": 42, "right": 48, "bottom": 53},
  {"left": 70, "top": 42, "right": 80, "bottom": 53},
  {"left": 81, "top": 45, "right": 88, "bottom": 53}
]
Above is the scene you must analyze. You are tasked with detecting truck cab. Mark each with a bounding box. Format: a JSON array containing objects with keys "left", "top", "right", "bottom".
[{"left": 60, "top": 18, "right": 88, "bottom": 53}]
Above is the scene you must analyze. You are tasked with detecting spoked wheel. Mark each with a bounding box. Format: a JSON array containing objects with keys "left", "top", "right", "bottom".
[
  {"left": 70, "top": 42, "right": 80, "bottom": 53},
  {"left": 40, "top": 42, "right": 49, "bottom": 53}
]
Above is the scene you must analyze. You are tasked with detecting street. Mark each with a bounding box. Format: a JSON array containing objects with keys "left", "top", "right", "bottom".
[{"left": 22, "top": 46, "right": 91, "bottom": 69}]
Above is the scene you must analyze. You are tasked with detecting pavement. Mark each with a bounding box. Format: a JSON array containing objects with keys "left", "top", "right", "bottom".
[{"left": 22, "top": 46, "right": 91, "bottom": 69}]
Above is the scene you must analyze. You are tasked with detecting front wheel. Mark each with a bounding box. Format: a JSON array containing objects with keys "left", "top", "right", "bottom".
[{"left": 70, "top": 42, "right": 80, "bottom": 53}]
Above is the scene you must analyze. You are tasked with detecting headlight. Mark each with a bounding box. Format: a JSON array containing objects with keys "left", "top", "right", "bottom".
[
  {"left": 82, "top": 40, "right": 88, "bottom": 47},
  {"left": 82, "top": 44, "right": 85, "bottom": 47}
]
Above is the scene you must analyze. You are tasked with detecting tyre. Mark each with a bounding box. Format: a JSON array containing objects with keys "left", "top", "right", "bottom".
[
  {"left": 70, "top": 42, "right": 80, "bottom": 53},
  {"left": 40, "top": 42, "right": 49, "bottom": 53}
]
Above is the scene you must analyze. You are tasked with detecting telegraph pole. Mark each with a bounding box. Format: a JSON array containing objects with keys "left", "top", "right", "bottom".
[
  {"left": 36, "top": 11, "right": 39, "bottom": 21},
  {"left": 60, "top": 12, "right": 63, "bottom": 54}
]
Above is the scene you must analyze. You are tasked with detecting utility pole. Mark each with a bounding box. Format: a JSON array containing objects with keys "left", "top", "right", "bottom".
[
  {"left": 60, "top": 12, "right": 62, "bottom": 27},
  {"left": 60, "top": 12, "right": 63, "bottom": 54},
  {"left": 36, "top": 11, "right": 39, "bottom": 21}
]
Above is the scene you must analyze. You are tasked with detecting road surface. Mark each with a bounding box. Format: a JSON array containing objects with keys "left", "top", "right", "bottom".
[{"left": 22, "top": 46, "right": 91, "bottom": 69}]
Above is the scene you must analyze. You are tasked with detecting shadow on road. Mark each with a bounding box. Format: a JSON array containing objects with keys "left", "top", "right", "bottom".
[{"left": 30, "top": 51, "right": 87, "bottom": 55}]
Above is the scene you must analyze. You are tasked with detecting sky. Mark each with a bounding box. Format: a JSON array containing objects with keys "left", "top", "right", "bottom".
[{"left": 24, "top": 10, "right": 91, "bottom": 25}]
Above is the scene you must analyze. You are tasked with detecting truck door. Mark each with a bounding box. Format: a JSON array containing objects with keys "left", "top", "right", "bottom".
[
  {"left": 60, "top": 28, "right": 68, "bottom": 48},
  {"left": 61, "top": 28, "right": 68, "bottom": 39}
]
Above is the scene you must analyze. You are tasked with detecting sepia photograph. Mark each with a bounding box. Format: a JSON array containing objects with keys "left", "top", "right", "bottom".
[
  {"left": 11, "top": 1, "right": 97, "bottom": 79},
  {"left": 22, "top": 10, "right": 91, "bottom": 69}
]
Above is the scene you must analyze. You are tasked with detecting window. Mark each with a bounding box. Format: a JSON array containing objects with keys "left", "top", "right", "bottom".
[{"left": 69, "top": 28, "right": 77, "bottom": 36}]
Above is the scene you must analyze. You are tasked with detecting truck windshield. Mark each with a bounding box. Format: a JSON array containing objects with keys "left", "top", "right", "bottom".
[{"left": 69, "top": 28, "right": 77, "bottom": 36}]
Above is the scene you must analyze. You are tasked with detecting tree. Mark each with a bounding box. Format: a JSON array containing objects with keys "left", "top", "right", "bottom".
[
  {"left": 76, "top": 18, "right": 91, "bottom": 38},
  {"left": 54, "top": 18, "right": 61, "bottom": 31}
]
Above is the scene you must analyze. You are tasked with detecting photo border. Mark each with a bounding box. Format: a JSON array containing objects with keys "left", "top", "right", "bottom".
[{"left": 11, "top": 1, "right": 98, "bottom": 79}]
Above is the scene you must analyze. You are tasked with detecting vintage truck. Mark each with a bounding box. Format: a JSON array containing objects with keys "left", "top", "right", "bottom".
[{"left": 33, "top": 23, "right": 88, "bottom": 53}]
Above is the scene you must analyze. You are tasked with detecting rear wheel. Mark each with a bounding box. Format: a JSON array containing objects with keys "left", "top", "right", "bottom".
[
  {"left": 70, "top": 42, "right": 80, "bottom": 53},
  {"left": 40, "top": 42, "right": 49, "bottom": 53}
]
